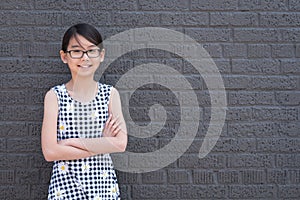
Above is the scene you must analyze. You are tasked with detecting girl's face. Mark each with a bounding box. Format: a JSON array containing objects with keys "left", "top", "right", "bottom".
[{"left": 60, "top": 34, "right": 104, "bottom": 78}]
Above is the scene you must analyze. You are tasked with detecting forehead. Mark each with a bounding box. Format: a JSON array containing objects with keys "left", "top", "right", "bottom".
[{"left": 68, "top": 34, "right": 96, "bottom": 49}]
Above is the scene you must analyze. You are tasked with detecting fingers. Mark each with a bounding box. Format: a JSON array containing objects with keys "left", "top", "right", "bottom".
[{"left": 103, "top": 114, "right": 122, "bottom": 137}]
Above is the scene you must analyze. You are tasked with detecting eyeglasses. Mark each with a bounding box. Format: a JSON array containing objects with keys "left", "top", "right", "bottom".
[{"left": 65, "top": 49, "right": 102, "bottom": 59}]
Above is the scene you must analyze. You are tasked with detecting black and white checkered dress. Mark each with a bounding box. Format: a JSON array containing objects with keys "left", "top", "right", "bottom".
[{"left": 48, "top": 82, "right": 120, "bottom": 200}]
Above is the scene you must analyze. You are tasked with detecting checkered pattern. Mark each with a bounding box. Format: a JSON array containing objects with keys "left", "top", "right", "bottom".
[{"left": 48, "top": 83, "right": 120, "bottom": 200}]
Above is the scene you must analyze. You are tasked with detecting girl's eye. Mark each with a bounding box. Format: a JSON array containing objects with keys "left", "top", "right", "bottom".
[
  {"left": 88, "top": 49, "right": 97, "bottom": 53},
  {"left": 73, "top": 50, "right": 82, "bottom": 53}
]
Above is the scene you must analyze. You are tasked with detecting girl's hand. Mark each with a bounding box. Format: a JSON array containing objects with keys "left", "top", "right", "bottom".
[{"left": 102, "top": 114, "right": 121, "bottom": 137}]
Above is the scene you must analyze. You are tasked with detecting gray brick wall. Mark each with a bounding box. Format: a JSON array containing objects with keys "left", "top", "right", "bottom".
[{"left": 0, "top": 0, "right": 299, "bottom": 199}]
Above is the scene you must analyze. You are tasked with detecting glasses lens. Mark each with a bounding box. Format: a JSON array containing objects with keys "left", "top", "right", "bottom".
[
  {"left": 87, "top": 49, "right": 100, "bottom": 58},
  {"left": 70, "top": 50, "right": 83, "bottom": 58}
]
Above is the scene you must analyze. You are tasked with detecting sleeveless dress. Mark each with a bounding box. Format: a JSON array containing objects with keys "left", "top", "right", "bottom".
[{"left": 47, "top": 82, "right": 120, "bottom": 200}]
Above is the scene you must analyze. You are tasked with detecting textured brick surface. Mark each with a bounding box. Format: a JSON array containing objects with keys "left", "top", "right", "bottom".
[{"left": 0, "top": 0, "right": 299, "bottom": 199}]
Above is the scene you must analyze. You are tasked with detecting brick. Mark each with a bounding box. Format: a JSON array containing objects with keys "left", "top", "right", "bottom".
[
  {"left": 228, "top": 154, "right": 275, "bottom": 168},
  {"left": 211, "top": 138, "right": 256, "bottom": 153},
  {"left": 142, "top": 170, "right": 166, "bottom": 184},
  {"left": 0, "top": 58, "right": 67, "bottom": 74},
  {"left": 39, "top": 168, "right": 52, "bottom": 184},
  {"left": 29, "top": 154, "right": 52, "bottom": 168},
  {"left": 248, "top": 44, "right": 271, "bottom": 58},
  {"left": 35, "top": 0, "right": 85, "bottom": 10},
  {"left": 201, "top": 44, "right": 223, "bottom": 58},
  {"left": 117, "top": 172, "right": 140, "bottom": 184},
  {"left": 289, "top": 0, "right": 300, "bottom": 10},
  {"left": 251, "top": 76, "right": 298, "bottom": 90},
  {"left": 126, "top": 137, "right": 158, "bottom": 152},
  {"left": 211, "top": 12, "right": 258, "bottom": 26},
  {"left": 119, "top": 185, "right": 130, "bottom": 200},
  {"left": 27, "top": 122, "right": 42, "bottom": 137},
  {"left": 228, "top": 91, "right": 275, "bottom": 105},
  {"left": 30, "top": 184, "right": 49, "bottom": 200},
  {"left": 132, "top": 185, "right": 179, "bottom": 199},
  {"left": 7, "top": 137, "right": 40, "bottom": 153},
  {"left": 217, "top": 170, "right": 239, "bottom": 184},
  {"left": 290, "top": 170, "right": 300, "bottom": 184},
  {"left": 0, "top": 43, "right": 20, "bottom": 57},
  {"left": 103, "top": 59, "right": 133, "bottom": 75},
  {"left": 276, "top": 154, "right": 300, "bottom": 167},
  {"left": 179, "top": 154, "right": 226, "bottom": 169},
  {"left": 26, "top": 88, "right": 48, "bottom": 105},
  {"left": 168, "top": 169, "right": 191, "bottom": 184},
  {"left": 0, "top": 11, "right": 61, "bottom": 26},
  {"left": 139, "top": 0, "right": 189, "bottom": 11},
  {"left": 0, "top": 105, "right": 43, "bottom": 121},
  {"left": 253, "top": 107, "right": 298, "bottom": 121},
  {"left": 229, "top": 185, "right": 276, "bottom": 199},
  {"left": 88, "top": 0, "right": 137, "bottom": 10},
  {"left": 1, "top": 74, "right": 68, "bottom": 89},
  {"left": 279, "top": 186, "right": 300, "bottom": 198},
  {"left": 0, "top": 170, "right": 14, "bottom": 184},
  {"left": 257, "top": 139, "right": 300, "bottom": 153},
  {"left": 0, "top": 27, "right": 63, "bottom": 42},
  {"left": 260, "top": 13, "right": 300, "bottom": 27},
  {"left": 181, "top": 185, "right": 227, "bottom": 199},
  {"left": 0, "top": 185, "right": 30, "bottom": 200},
  {"left": 228, "top": 122, "right": 284, "bottom": 137},
  {"left": 185, "top": 28, "right": 232, "bottom": 42},
  {"left": 62, "top": 11, "right": 112, "bottom": 26},
  {"left": 111, "top": 12, "right": 160, "bottom": 26},
  {"left": 267, "top": 169, "right": 288, "bottom": 184},
  {"left": 15, "top": 169, "right": 39, "bottom": 184},
  {"left": 0, "top": 90, "right": 27, "bottom": 105},
  {"left": 242, "top": 170, "right": 265, "bottom": 184},
  {"left": 129, "top": 90, "right": 179, "bottom": 106},
  {"left": 0, "top": 138, "right": 6, "bottom": 152},
  {"left": 222, "top": 75, "right": 252, "bottom": 89},
  {"left": 282, "top": 28, "right": 300, "bottom": 42},
  {"left": 234, "top": 28, "right": 281, "bottom": 42},
  {"left": 276, "top": 91, "right": 300, "bottom": 105},
  {"left": 191, "top": 0, "right": 238, "bottom": 11},
  {"left": 239, "top": 0, "right": 288, "bottom": 11},
  {"left": 0, "top": 122, "right": 27, "bottom": 137},
  {"left": 232, "top": 59, "right": 280, "bottom": 74},
  {"left": 272, "top": 44, "right": 295, "bottom": 58},
  {"left": 0, "top": 154, "right": 29, "bottom": 169},
  {"left": 295, "top": 45, "right": 300, "bottom": 57},
  {"left": 1, "top": 0, "right": 33, "bottom": 10},
  {"left": 281, "top": 59, "right": 300, "bottom": 73},
  {"left": 192, "top": 170, "right": 214, "bottom": 184},
  {"left": 161, "top": 12, "right": 209, "bottom": 26},
  {"left": 223, "top": 44, "right": 247, "bottom": 58},
  {"left": 219, "top": 107, "right": 252, "bottom": 121},
  {"left": 182, "top": 58, "right": 230, "bottom": 74},
  {"left": 22, "top": 42, "right": 53, "bottom": 57}
]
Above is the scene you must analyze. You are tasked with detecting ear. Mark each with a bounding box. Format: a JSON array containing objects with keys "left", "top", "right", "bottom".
[
  {"left": 99, "top": 49, "right": 105, "bottom": 62},
  {"left": 60, "top": 50, "right": 68, "bottom": 64}
]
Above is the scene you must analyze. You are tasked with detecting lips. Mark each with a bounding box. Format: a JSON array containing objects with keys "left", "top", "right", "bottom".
[{"left": 78, "top": 65, "right": 92, "bottom": 68}]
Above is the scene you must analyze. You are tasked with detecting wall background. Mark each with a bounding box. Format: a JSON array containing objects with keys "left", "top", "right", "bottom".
[{"left": 0, "top": 0, "right": 300, "bottom": 199}]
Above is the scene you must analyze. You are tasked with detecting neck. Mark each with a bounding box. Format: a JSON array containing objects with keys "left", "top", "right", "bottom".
[{"left": 66, "top": 76, "right": 97, "bottom": 102}]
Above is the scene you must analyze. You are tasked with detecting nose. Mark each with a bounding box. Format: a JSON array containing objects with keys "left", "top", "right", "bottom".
[{"left": 81, "top": 52, "right": 89, "bottom": 60}]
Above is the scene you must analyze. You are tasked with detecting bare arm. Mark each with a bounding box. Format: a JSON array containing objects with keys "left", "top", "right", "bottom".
[
  {"left": 41, "top": 90, "right": 93, "bottom": 162},
  {"left": 58, "top": 87, "right": 128, "bottom": 155}
]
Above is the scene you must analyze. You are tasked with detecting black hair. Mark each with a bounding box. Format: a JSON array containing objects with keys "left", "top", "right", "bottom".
[{"left": 61, "top": 23, "right": 103, "bottom": 52}]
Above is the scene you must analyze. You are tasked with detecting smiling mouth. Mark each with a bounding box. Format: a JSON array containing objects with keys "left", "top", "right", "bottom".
[{"left": 78, "top": 65, "right": 92, "bottom": 68}]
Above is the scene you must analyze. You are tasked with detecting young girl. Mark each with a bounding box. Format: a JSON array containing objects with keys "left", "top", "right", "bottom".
[{"left": 41, "top": 23, "right": 127, "bottom": 200}]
